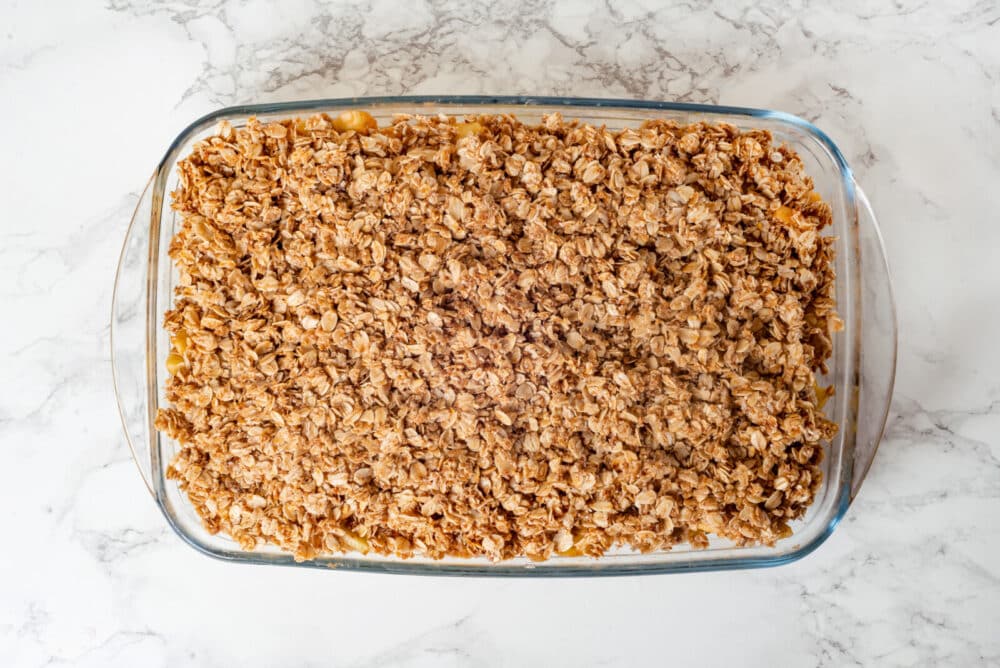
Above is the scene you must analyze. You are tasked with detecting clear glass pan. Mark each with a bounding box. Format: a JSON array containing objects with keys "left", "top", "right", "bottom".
[{"left": 112, "top": 96, "right": 896, "bottom": 575}]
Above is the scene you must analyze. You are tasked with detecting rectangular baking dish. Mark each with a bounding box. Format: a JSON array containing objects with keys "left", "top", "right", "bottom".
[{"left": 112, "top": 96, "right": 896, "bottom": 575}]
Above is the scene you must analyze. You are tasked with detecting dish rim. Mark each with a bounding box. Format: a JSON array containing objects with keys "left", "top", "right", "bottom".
[{"left": 113, "top": 95, "right": 886, "bottom": 576}]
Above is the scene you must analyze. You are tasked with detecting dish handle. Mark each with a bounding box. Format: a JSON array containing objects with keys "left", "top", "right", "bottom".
[
  {"left": 112, "top": 176, "right": 157, "bottom": 495},
  {"left": 850, "top": 183, "right": 897, "bottom": 501}
]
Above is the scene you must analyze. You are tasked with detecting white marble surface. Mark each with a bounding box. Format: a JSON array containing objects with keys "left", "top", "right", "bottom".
[{"left": 1, "top": 0, "right": 998, "bottom": 665}]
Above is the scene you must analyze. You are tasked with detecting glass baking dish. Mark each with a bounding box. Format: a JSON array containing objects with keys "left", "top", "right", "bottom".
[{"left": 112, "top": 96, "right": 896, "bottom": 575}]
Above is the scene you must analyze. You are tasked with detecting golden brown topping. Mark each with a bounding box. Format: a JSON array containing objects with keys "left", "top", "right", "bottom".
[{"left": 156, "top": 112, "right": 839, "bottom": 562}]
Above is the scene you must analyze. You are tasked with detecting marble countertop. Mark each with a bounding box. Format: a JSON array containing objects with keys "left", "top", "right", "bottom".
[{"left": 1, "top": 0, "right": 997, "bottom": 665}]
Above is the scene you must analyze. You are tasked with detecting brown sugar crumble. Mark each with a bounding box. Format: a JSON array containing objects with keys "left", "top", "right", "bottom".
[{"left": 154, "top": 111, "right": 841, "bottom": 562}]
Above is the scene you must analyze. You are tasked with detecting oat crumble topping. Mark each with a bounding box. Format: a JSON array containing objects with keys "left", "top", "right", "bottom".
[{"left": 154, "top": 111, "right": 841, "bottom": 562}]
